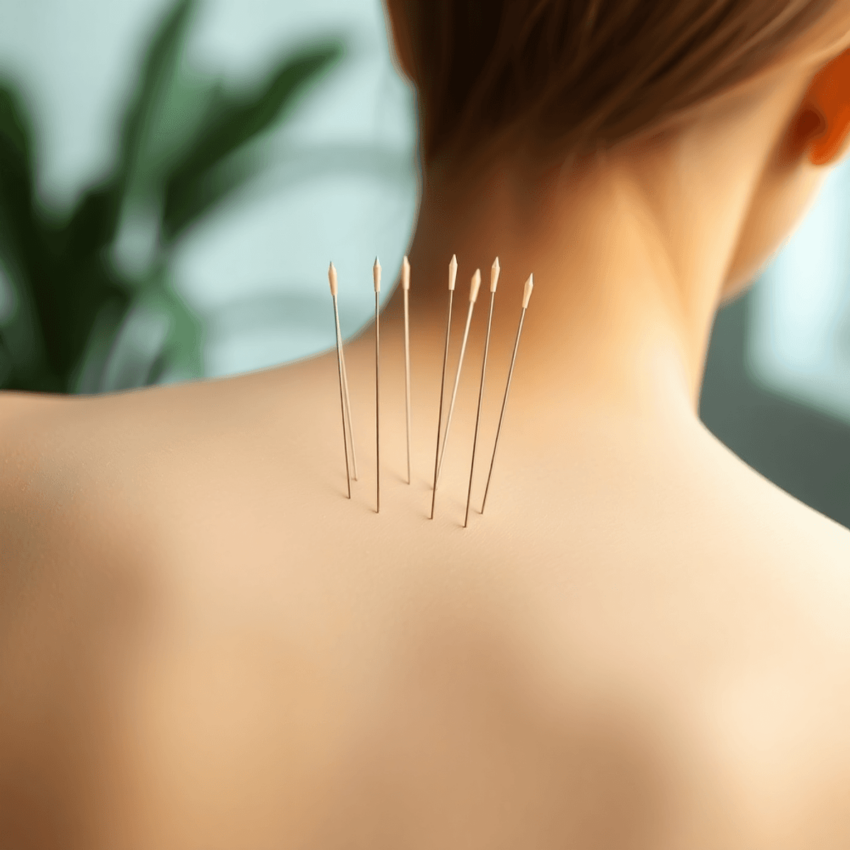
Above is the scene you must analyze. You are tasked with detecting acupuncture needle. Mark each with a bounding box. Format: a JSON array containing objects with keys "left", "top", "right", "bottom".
[
  {"left": 464, "top": 258, "right": 500, "bottom": 527},
  {"left": 429, "top": 254, "right": 458, "bottom": 520},
  {"left": 374, "top": 257, "right": 382, "bottom": 514},
  {"left": 402, "top": 256, "right": 412, "bottom": 485},
  {"left": 481, "top": 274, "right": 534, "bottom": 515},
  {"left": 338, "top": 291, "right": 357, "bottom": 481},
  {"left": 329, "top": 262, "right": 351, "bottom": 499},
  {"left": 437, "top": 267, "right": 481, "bottom": 485}
]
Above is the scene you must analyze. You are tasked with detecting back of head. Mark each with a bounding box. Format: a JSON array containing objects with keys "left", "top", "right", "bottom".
[{"left": 392, "top": 0, "right": 844, "bottom": 167}]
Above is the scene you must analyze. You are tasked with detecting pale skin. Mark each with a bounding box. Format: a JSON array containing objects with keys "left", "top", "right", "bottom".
[{"left": 3, "top": 5, "right": 850, "bottom": 848}]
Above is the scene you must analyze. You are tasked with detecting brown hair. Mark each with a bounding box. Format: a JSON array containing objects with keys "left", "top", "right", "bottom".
[{"left": 394, "top": 0, "right": 843, "bottom": 166}]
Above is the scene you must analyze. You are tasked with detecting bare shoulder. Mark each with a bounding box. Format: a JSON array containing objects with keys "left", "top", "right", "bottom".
[
  {"left": 510, "top": 424, "right": 850, "bottom": 844},
  {"left": 703, "top": 422, "right": 850, "bottom": 577},
  {"left": 0, "top": 391, "right": 74, "bottom": 547},
  {"left": 0, "top": 389, "right": 64, "bottom": 439},
  {"left": 2, "top": 378, "right": 850, "bottom": 847},
  {"left": 0, "top": 391, "right": 163, "bottom": 846},
  {"left": 0, "top": 373, "right": 314, "bottom": 568},
  {"left": 0, "top": 392, "right": 114, "bottom": 552},
  {"left": 0, "top": 384, "right": 160, "bottom": 624},
  {"left": 664, "top": 436, "right": 850, "bottom": 845}
]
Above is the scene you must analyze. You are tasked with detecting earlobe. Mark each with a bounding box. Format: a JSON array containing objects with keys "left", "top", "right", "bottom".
[{"left": 804, "top": 48, "right": 850, "bottom": 165}]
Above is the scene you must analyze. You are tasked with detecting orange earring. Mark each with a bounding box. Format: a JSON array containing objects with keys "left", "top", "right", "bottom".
[{"left": 807, "top": 48, "right": 850, "bottom": 166}]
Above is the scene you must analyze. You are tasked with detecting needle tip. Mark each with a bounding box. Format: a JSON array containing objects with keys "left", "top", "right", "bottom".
[
  {"left": 374, "top": 259, "right": 382, "bottom": 292},
  {"left": 328, "top": 263, "right": 338, "bottom": 296},
  {"left": 448, "top": 255, "right": 458, "bottom": 291},
  {"left": 523, "top": 274, "right": 534, "bottom": 309},
  {"left": 402, "top": 256, "right": 411, "bottom": 291},
  {"left": 470, "top": 269, "right": 482, "bottom": 303},
  {"left": 490, "top": 258, "right": 501, "bottom": 292}
]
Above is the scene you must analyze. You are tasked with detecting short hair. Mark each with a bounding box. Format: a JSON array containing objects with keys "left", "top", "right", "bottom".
[{"left": 394, "top": 0, "right": 843, "bottom": 166}]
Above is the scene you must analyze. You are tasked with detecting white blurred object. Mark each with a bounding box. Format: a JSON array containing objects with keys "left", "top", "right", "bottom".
[{"left": 748, "top": 158, "right": 850, "bottom": 426}]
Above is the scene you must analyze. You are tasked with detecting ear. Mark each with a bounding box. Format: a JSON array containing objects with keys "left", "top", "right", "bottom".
[
  {"left": 792, "top": 48, "right": 850, "bottom": 165},
  {"left": 383, "top": 0, "right": 415, "bottom": 82}
]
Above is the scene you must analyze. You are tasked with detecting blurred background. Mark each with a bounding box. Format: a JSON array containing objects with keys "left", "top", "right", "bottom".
[{"left": 0, "top": 0, "right": 847, "bottom": 529}]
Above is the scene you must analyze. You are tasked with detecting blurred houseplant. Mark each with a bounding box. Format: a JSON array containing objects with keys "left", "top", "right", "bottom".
[{"left": 0, "top": 0, "right": 343, "bottom": 394}]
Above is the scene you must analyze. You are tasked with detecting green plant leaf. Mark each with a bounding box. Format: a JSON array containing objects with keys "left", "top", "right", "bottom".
[
  {"left": 136, "top": 266, "right": 205, "bottom": 384},
  {"left": 0, "top": 0, "right": 351, "bottom": 395},
  {"left": 47, "top": 0, "right": 199, "bottom": 391},
  {"left": 117, "top": 0, "right": 198, "bottom": 204},
  {"left": 69, "top": 295, "right": 133, "bottom": 394},
  {"left": 93, "top": 264, "right": 204, "bottom": 392},
  {"left": 55, "top": 187, "right": 130, "bottom": 294},
  {"left": 0, "top": 83, "right": 58, "bottom": 389},
  {"left": 59, "top": 0, "right": 197, "bottom": 266},
  {"left": 136, "top": 73, "right": 226, "bottom": 193},
  {"left": 161, "top": 42, "right": 343, "bottom": 241},
  {"left": 0, "top": 83, "right": 35, "bottom": 272},
  {"left": 63, "top": 264, "right": 133, "bottom": 380},
  {"left": 158, "top": 147, "right": 263, "bottom": 242},
  {"left": 0, "top": 85, "right": 32, "bottom": 174}
]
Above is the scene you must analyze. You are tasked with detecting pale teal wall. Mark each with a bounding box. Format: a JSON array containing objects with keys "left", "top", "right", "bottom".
[
  {"left": 749, "top": 159, "right": 850, "bottom": 426},
  {"left": 0, "top": 0, "right": 418, "bottom": 379}
]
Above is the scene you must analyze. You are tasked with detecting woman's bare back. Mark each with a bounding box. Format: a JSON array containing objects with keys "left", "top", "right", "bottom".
[{"left": 2, "top": 349, "right": 850, "bottom": 849}]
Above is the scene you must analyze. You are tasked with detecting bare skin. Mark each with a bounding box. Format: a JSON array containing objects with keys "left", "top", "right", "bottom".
[{"left": 3, "top": 7, "right": 850, "bottom": 849}]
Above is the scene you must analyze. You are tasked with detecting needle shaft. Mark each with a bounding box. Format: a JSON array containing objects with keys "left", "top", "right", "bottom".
[
  {"left": 374, "top": 259, "right": 382, "bottom": 514},
  {"left": 430, "top": 256, "right": 458, "bottom": 520},
  {"left": 337, "top": 313, "right": 357, "bottom": 482},
  {"left": 465, "top": 290, "right": 496, "bottom": 526},
  {"left": 481, "top": 274, "right": 533, "bottom": 515},
  {"left": 329, "top": 263, "right": 351, "bottom": 499},
  {"left": 437, "top": 269, "right": 480, "bottom": 484},
  {"left": 403, "top": 257, "right": 412, "bottom": 485}
]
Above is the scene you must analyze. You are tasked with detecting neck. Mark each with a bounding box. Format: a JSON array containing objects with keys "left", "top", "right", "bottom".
[
  {"left": 376, "top": 139, "right": 757, "bottom": 443},
  {"left": 352, "top": 56, "right": 805, "bottom": 454}
]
